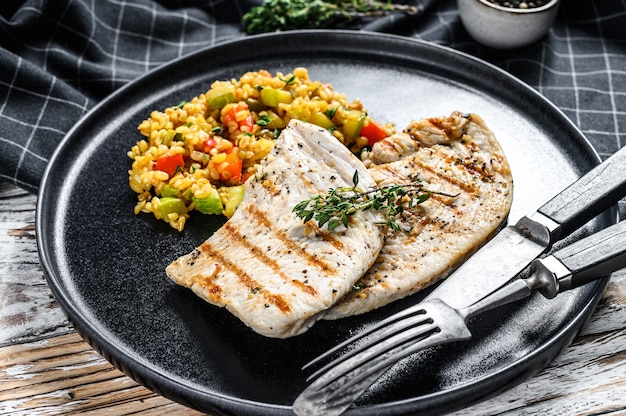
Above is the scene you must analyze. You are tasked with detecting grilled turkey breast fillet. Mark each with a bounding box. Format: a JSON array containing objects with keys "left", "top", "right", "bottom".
[
  {"left": 324, "top": 112, "right": 513, "bottom": 319},
  {"left": 166, "top": 120, "right": 385, "bottom": 338}
]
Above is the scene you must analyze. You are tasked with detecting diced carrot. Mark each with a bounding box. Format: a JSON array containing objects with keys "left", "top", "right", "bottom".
[
  {"left": 241, "top": 170, "right": 254, "bottom": 183},
  {"left": 215, "top": 152, "right": 243, "bottom": 183}
]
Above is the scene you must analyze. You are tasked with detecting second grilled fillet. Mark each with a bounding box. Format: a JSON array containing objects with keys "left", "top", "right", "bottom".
[
  {"left": 324, "top": 112, "right": 514, "bottom": 319},
  {"left": 165, "top": 120, "right": 385, "bottom": 338}
]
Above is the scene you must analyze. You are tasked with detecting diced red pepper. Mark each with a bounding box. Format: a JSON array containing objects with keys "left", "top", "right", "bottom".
[
  {"left": 222, "top": 106, "right": 238, "bottom": 125},
  {"left": 360, "top": 121, "right": 388, "bottom": 147},
  {"left": 214, "top": 152, "right": 243, "bottom": 183},
  {"left": 204, "top": 138, "right": 217, "bottom": 152},
  {"left": 222, "top": 103, "right": 254, "bottom": 133},
  {"left": 204, "top": 137, "right": 234, "bottom": 154},
  {"left": 154, "top": 153, "right": 184, "bottom": 176},
  {"left": 240, "top": 114, "right": 254, "bottom": 132}
]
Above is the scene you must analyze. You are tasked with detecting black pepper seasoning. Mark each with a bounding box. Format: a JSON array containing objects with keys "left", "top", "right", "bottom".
[{"left": 487, "top": 0, "right": 547, "bottom": 8}]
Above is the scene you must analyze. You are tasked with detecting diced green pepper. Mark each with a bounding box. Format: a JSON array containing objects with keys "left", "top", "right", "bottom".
[
  {"left": 161, "top": 130, "right": 176, "bottom": 145},
  {"left": 260, "top": 87, "right": 293, "bottom": 107},
  {"left": 223, "top": 185, "right": 244, "bottom": 218},
  {"left": 207, "top": 85, "right": 236, "bottom": 110},
  {"left": 193, "top": 188, "right": 223, "bottom": 215},
  {"left": 246, "top": 97, "right": 267, "bottom": 112},
  {"left": 342, "top": 110, "right": 365, "bottom": 139},
  {"left": 261, "top": 110, "right": 286, "bottom": 130},
  {"left": 161, "top": 184, "right": 179, "bottom": 198},
  {"left": 158, "top": 197, "right": 186, "bottom": 217}
]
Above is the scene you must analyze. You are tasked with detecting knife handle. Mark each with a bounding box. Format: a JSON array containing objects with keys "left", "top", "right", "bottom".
[
  {"left": 537, "top": 145, "right": 626, "bottom": 242},
  {"left": 531, "top": 219, "right": 626, "bottom": 297}
]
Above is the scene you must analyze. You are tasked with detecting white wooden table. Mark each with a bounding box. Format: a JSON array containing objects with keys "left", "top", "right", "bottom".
[{"left": 1, "top": 181, "right": 625, "bottom": 415}]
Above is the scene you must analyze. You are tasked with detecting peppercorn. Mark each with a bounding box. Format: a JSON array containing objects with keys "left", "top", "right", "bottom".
[{"left": 487, "top": 0, "right": 547, "bottom": 8}]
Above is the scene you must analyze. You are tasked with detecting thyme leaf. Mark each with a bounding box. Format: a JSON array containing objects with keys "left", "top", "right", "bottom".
[
  {"left": 293, "top": 171, "right": 451, "bottom": 232},
  {"left": 256, "top": 114, "right": 271, "bottom": 126},
  {"left": 280, "top": 74, "right": 297, "bottom": 86},
  {"left": 242, "top": 0, "right": 418, "bottom": 35}
]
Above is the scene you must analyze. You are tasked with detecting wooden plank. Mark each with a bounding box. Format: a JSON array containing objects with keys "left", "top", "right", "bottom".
[
  {"left": 0, "top": 184, "right": 72, "bottom": 347},
  {"left": 2, "top": 179, "right": 625, "bottom": 415},
  {"left": 0, "top": 333, "right": 204, "bottom": 415},
  {"left": 453, "top": 270, "right": 626, "bottom": 415}
]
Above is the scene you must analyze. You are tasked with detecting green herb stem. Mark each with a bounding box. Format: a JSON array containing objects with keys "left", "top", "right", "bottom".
[
  {"left": 242, "top": 0, "right": 418, "bottom": 34},
  {"left": 293, "top": 171, "right": 449, "bottom": 232}
]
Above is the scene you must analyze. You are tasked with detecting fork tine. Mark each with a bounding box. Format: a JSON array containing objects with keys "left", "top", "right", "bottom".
[
  {"left": 294, "top": 326, "right": 455, "bottom": 416},
  {"left": 293, "top": 300, "right": 474, "bottom": 416},
  {"left": 306, "top": 312, "right": 437, "bottom": 382},
  {"left": 308, "top": 317, "right": 440, "bottom": 385},
  {"left": 331, "top": 330, "right": 446, "bottom": 398},
  {"left": 303, "top": 302, "right": 429, "bottom": 371}
]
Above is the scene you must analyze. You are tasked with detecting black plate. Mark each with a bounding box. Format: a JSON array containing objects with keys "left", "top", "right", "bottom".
[{"left": 36, "top": 31, "right": 614, "bottom": 416}]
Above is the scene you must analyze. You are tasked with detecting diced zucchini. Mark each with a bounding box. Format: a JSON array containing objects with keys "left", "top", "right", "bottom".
[
  {"left": 161, "top": 130, "right": 176, "bottom": 145},
  {"left": 246, "top": 97, "right": 267, "bottom": 112},
  {"left": 158, "top": 197, "right": 186, "bottom": 217},
  {"left": 182, "top": 188, "right": 194, "bottom": 201},
  {"left": 193, "top": 188, "right": 223, "bottom": 215},
  {"left": 261, "top": 110, "right": 286, "bottom": 130},
  {"left": 161, "top": 184, "right": 179, "bottom": 198},
  {"left": 277, "top": 89, "right": 294, "bottom": 104},
  {"left": 207, "top": 85, "right": 236, "bottom": 110},
  {"left": 310, "top": 112, "right": 335, "bottom": 130},
  {"left": 342, "top": 110, "right": 365, "bottom": 139},
  {"left": 223, "top": 185, "right": 245, "bottom": 218},
  {"left": 260, "top": 87, "right": 293, "bottom": 107}
]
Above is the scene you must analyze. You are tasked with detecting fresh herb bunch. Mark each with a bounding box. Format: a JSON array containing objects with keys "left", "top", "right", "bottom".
[
  {"left": 242, "top": 0, "right": 418, "bottom": 34},
  {"left": 293, "top": 171, "right": 434, "bottom": 232}
]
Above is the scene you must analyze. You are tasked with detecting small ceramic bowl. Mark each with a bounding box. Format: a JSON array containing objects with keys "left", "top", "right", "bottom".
[{"left": 458, "top": 0, "right": 560, "bottom": 49}]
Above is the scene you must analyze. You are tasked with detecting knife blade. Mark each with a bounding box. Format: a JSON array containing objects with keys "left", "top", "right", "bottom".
[
  {"left": 425, "top": 144, "right": 626, "bottom": 310},
  {"left": 293, "top": 147, "right": 626, "bottom": 416}
]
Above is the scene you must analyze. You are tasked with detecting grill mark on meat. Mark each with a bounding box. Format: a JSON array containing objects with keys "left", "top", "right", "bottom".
[
  {"left": 420, "top": 149, "right": 496, "bottom": 191},
  {"left": 377, "top": 144, "right": 499, "bottom": 196},
  {"left": 280, "top": 228, "right": 340, "bottom": 275},
  {"left": 192, "top": 262, "right": 223, "bottom": 299},
  {"left": 375, "top": 160, "right": 469, "bottom": 194},
  {"left": 197, "top": 240, "right": 291, "bottom": 313},
  {"left": 220, "top": 220, "right": 320, "bottom": 297},
  {"left": 245, "top": 203, "right": 339, "bottom": 277},
  {"left": 166, "top": 120, "right": 385, "bottom": 337},
  {"left": 325, "top": 112, "right": 513, "bottom": 320},
  {"left": 302, "top": 222, "right": 347, "bottom": 252}
]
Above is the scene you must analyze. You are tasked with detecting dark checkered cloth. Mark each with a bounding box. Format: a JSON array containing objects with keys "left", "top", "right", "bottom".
[{"left": 1, "top": 0, "right": 625, "bottom": 218}]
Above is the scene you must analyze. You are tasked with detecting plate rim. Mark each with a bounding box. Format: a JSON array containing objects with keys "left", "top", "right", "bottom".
[{"left": 35, "top": 29, "right": 613, "bottom": 416}]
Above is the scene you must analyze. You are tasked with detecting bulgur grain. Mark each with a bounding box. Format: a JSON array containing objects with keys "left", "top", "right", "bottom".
[{"left": 127, "top": 67, "right": 395, "bottom": 230}]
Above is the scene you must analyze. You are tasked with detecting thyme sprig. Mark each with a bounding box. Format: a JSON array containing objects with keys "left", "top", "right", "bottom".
[
  {"left": 242, "top": 0, "right": 418, "bottom": 34},
  {"left": 293, "top": 171, "right": 439, "bottom": 232}
]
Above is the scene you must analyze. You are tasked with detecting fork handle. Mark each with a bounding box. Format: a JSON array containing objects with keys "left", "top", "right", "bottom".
[{"left": 531, "top": 219, "right": 626, "bottom": 298}]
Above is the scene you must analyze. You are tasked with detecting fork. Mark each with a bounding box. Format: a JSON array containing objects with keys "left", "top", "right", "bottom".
[{"left": 292, "top": 219, "right": 626, "bottom": 416}]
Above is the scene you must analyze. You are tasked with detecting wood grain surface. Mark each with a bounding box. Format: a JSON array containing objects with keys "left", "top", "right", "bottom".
[{"left": 1, "top": 182, "right": 625, "bottom": 415}]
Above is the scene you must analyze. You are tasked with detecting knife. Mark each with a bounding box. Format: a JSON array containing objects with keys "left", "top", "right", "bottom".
[
  {"left": 293, "top": 145, "right": 626, "bottom": 416},
  {"left": 293, "top": 217, "right": 626, "bottom": 416},
  {"left": 424, "top": 144, "right": 626, "bottom": 309}
]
